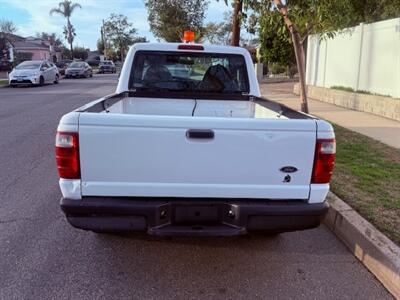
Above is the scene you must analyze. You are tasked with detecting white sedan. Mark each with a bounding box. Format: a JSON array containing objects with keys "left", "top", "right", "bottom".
[{"left": 9, "top": 60, "right": 60, "bottom": 87}]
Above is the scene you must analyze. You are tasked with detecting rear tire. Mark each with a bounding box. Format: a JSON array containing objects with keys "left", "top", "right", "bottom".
[{"left": 54, "top": 74, "right": 59, "bottom": 84}]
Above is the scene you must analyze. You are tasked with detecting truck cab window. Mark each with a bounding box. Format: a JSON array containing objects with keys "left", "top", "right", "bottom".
[{"left": 130, "top": 51, "right": 249, "bottom": 95}]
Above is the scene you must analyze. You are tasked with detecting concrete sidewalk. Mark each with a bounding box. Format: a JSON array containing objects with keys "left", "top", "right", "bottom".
[{"left": 260, "top": 82, "right": 400, "bottom": 149}]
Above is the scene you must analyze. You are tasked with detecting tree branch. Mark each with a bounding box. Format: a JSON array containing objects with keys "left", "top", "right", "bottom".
[{"left": 301, "top": 24, "right": 314, "bottom": 44}]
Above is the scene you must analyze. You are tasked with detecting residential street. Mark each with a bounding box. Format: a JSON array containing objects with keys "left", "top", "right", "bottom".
[{"left": 0, "top": 75, "right": 392, "bottom": 299}]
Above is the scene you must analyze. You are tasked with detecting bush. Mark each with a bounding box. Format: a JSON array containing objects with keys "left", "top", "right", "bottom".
[
  {"left": 268, "top": 63, "right": 286, "bottom": 75},
  {"left": 288, "top": 65, "right": 298, "bottom": 78},
  {"left": 13, "top": 52, "right": 33, "bottom": 67},
  {"left": 331, "top": 86, "right": 354, "bottom": 92},
  {"left": 72, "top": 47, "right": 88, "bottom": 60}
]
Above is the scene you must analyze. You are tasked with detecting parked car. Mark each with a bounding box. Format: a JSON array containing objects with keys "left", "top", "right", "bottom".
[
  {"left": 9, "top": 60, "right": 59, "bottom": 87},
  {"left": 65, "top": 62, "right": 93, "bottom": 78},
  {"left": 56, "top": 42, "right": 335, "bottom": 236},
  {"left": 99, "top": 60, "right": 116, "bottom": 73},
  {"left": 55, "top": 59, "right": 72, "bottom": 76}
]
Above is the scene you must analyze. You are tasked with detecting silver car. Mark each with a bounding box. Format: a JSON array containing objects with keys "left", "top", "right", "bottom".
[
  {"left": 65, "top": 62, "right": 93, "bottom": 78},
  {"left": 9, "top": 60, "right": 60, "bottom": 87}
]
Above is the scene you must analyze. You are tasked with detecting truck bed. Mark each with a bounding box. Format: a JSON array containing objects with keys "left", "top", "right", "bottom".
[
  {"left": 71, "top": 92, "right": 320, "bottom": 201},
  {"left": 79, "top": 92, "right": 309, "bottom": 120},
  {"left": 106, "top": 97, "right": 288, "bottom": 119}
]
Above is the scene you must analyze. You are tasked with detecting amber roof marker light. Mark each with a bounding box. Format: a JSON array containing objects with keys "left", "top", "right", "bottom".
[
  {"left": 178, "top": 30, "right": 204, "bottom": 50},
  {"left": 183, "top": 30, "right": 195, "bottom": 43}
]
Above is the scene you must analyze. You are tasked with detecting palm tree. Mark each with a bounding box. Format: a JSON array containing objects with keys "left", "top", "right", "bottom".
[{"left": 50, "top": 0, "right": 81, "bottom": 59}]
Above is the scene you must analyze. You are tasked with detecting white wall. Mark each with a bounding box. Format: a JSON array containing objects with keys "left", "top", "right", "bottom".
[{"left": 306, "top": 18, "right": 400, "bottom": 98}]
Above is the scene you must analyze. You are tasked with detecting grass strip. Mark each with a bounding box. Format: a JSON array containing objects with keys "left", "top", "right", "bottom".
[{"left": 331, "top": 124, "right": 400, "bottom": 245}]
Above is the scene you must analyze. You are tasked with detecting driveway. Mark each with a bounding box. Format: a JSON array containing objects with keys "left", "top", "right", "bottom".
[{"left": 0, "top": 75, "right": 392, "bottom": 299}]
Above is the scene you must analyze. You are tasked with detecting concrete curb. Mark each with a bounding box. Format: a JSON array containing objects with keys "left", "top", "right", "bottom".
[{"left": 324, "top": 192, "right": 400, "bottom": 298}]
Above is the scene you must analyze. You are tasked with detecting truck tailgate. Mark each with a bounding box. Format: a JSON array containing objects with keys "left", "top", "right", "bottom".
[{"left": 78, "top": 113, "right": 316, "bottom": 200}]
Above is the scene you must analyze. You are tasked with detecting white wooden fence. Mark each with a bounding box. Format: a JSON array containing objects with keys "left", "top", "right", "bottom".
[{"left": 306, "top": 18, "right": 400, "bottom": 98}]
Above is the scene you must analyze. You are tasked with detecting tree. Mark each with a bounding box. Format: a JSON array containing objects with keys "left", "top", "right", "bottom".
[
  {"left": 258, "top": 13, "right": 295, "bottom": 68},
  {"left": 0, "top": 19, "right": 17, "bottom": 69},
  {"left": 0, "top": 18, "right": 17, "bottom": 46},
  {"left": 203, "top": 12, "right": 232, "bottom": 45},
  {"left": 36, "top": 32, "right": 64, "bottom": 47},
  {"left": 50, "top": 0, "right": 81, "bottom": 59},
  {"left": 350, "top": 0, "right": 400, "bottom": 23},
  {"left": 230, "top": 0, "right": 243, "bottom": 46},
  {"left": 0, "top": 19, "right": 17, "bottom": 36},
  {"left": 13, "top": 52, "right": 33, "bottom": 67},
  {"left": 217, "top": 0, "right": 262, "bottom": 46},
  {"left": 61, "top": 47, "right": 71, "bottom": 59},
  {"left": 145, "top": 0, "right": 208, "bottom": 42},
  {"left": 219, "top": 0, "right": 400, "bottom": 111},
  {"left": 97, "top": 39, "right": 104, "bottom": 55},
  {"left": 103, "top": 14, "right": 146, "bottom": 61},
  {"left": 217, "top": 0, "right": 243, "bottom": 46},
  {"left": 252, "top": 0, "right": 363, "bottom": 113},
  {"left": 72, "top": 46, "right": 88, "bottom": 60}
]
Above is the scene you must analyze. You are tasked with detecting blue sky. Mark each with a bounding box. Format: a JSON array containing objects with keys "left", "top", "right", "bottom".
[{"left": 0, "top": 0, "right": 231, "bottom": 49}]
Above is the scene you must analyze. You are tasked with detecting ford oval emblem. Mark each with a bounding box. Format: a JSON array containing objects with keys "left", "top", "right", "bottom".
[{"left": 280, "top": 166, "right": 298, "bottom": 173}]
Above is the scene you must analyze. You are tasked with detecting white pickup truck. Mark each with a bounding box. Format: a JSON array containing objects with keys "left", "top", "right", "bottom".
[{"left": 56, "top": 42, "right": 335, "bottom": 236}]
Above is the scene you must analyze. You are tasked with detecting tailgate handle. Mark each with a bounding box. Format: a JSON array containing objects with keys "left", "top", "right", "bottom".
[{"left": 186, "top": 129, "right": 214, "bottom": 139}]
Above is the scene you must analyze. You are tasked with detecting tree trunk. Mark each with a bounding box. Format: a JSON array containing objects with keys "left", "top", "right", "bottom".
[
  {"left": 70, "top": 42, "right": 73, "bottom": 60},
  {"left": 67, "top": 18, "right": 74, "bottom": 59},
  {"left": 231, "top": 0, "right": 243, "bottom": 46},
  {"left": 302, "top": 36, "right": 308, "bottom": 68},
  {"left": 102, "top": 19, "right": 107, "bottom": 59},
  {"left": 291, "top": 32, "right": 309, "bottom": 113},
  {"left": 273, "top": 0, "right": 309, "bottom": 113},
  {"left": 120, "top": 39, "right": 124, "bottom": 61}
]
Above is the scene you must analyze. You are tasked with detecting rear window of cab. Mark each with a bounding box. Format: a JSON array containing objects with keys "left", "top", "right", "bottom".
[{"left": 130, "top": 51, "right": 249, "bottom": 94}]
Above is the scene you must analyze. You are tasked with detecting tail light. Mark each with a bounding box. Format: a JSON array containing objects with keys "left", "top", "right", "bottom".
[
  {"left": 55, "top": 132, "right": 80, "bottom": 179},
  {"left": 177, "top": 44, "right": 204, "bottom": 50},
  {"left": 311, "top": 139, "right": 336, "bottom": 184}
]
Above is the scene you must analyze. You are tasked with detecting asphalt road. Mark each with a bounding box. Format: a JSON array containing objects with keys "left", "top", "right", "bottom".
[{"left": 0, "top": 75, "right": 392, "bottom": 299}]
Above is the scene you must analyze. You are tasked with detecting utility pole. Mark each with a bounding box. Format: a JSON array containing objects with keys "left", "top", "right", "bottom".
[
  {"left": 102, "top": 19, "right": 107, "bottom": 60},
  {"left": 273, "top": 0, "right": 309, "bottom": 113}
]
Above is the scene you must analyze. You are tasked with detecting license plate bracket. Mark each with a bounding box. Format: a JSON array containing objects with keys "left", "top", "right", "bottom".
[{"left": 174, "top": 204, "right": 220, "bottom": 224}]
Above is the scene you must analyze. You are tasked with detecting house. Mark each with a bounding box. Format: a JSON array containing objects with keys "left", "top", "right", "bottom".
[
  {"left": 0, "top": 33, "right": 62, "bottom": 67},
  {"left": 16, "top": 36, "right": 62, "bottom": 62},
  {"left": 13, "top": 39, "right": 51, "bottom": 61}
]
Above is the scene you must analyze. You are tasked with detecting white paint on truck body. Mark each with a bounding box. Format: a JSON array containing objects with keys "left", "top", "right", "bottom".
[
  {"left": 78, "top": 113, "right": 317, "bottom": 200},
  {"left": 57, "top": 42, "right": 335, "bottom": 203}
]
